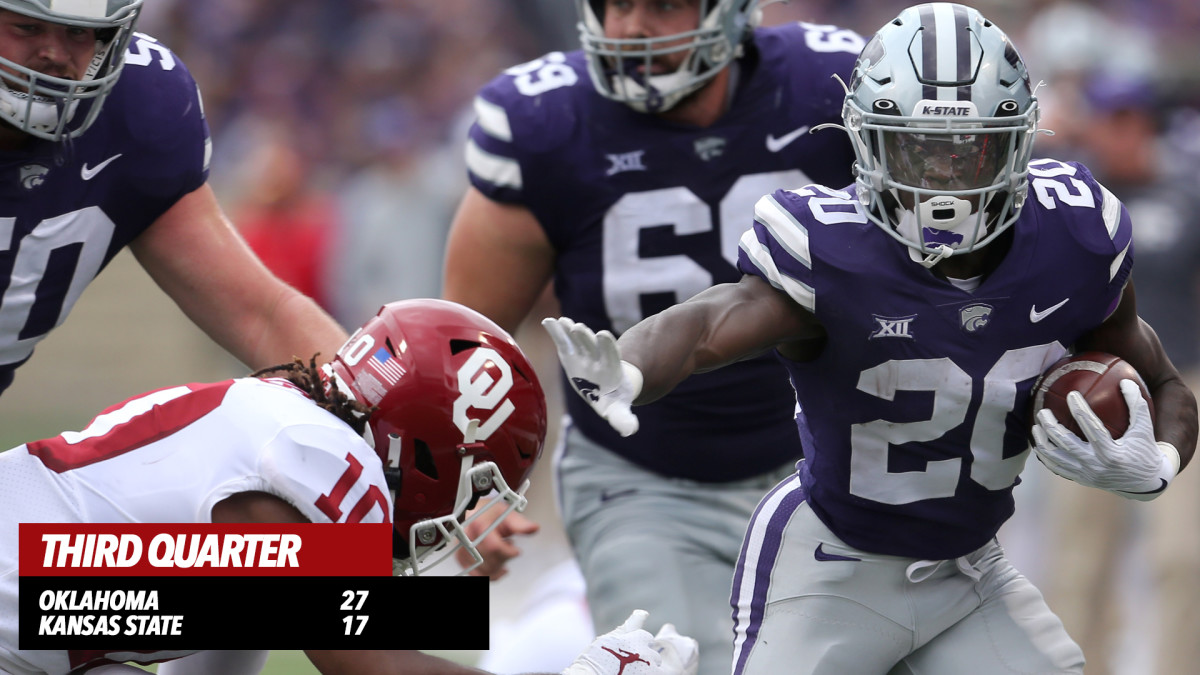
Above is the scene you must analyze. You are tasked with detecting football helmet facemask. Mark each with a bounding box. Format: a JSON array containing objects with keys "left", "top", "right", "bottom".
[
  {"left": 843, "top": 2, "right": 1039, "bottom": 267},
  {"left": 0, "top": 0, "right": 142, "bottom": 141},
  {"left": 325, "top": 299, "right": 548, "bottom": 576},
  {"left": 577, "top": 0, "right": 761, "bottom": 113}
]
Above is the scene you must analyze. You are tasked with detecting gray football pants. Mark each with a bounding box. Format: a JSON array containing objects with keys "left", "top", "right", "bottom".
[
  {"left": 732, "top": 479, "right": 1085, "bottom": 675},
  {"left": 556, "top": 424, "right": 797, "bottom": 675}
]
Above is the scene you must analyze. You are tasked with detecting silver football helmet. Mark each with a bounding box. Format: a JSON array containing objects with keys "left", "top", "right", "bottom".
[
  {"left": 0, "top": 0, "right": 143, "bottom": 141},
  {"left": 577, "top": 0, "right": 761, "bottom": 113},
  {"left": 843, "top": 3, "right": 1039, "bottom": 267}
]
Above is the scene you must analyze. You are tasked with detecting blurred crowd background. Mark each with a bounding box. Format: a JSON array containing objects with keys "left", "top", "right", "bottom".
[
  {"left": 1, "top": 1, "right": 1198, "bottom": 673},
  {"left": 136, "top": 0, "right": 1200, "bottom": 331}
]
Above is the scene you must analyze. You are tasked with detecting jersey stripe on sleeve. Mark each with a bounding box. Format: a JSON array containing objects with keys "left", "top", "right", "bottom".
[
  {"left": 738, "top": 194, "right": 817, "bottom": 312},
  {"left": 473, "top": 96, "right": 513, "bottom": 142},
  {"left": 466, "top": 138, "right": 523, "bottom": 189}
]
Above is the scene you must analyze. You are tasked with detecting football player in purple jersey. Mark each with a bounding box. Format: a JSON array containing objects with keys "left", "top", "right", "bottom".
[
  {"left": 542, "top": 3, "right": 1198, "bottom": 673},
  {"left": 0, "top": 1, "right": 347, "bottom": 397},
  {"left": 443, "top": 2, "right": 863, "bottom": 672}
]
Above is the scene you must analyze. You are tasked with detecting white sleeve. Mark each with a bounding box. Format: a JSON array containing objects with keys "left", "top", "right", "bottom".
[{"left": 257, "top": 423, "right": 392, "bottom": 525}]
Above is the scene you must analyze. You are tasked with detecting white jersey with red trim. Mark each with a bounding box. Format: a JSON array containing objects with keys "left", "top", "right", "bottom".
[{"left": 0, "top": 377, "right": 391, "bottom": 675}]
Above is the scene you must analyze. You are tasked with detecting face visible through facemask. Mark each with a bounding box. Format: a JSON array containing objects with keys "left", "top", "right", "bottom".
[{"left": 884, "top": 127, "right": 1015, "bottom": 260}]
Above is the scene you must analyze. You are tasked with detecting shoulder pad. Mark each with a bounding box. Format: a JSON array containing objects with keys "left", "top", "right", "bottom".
[
  {"left": 260, "top": 422, "right": 390, "bottom": 525},
  {"left": 112, "top": 34, "right": 209, "bottom": 148},
  {"left": 470, "top": 50, "right": 587, "bottom": 155},
  {"left": 738, "top": 184, "right": 866, "bottom": 312},
  {"left": 1028, "top": 159, "right": 1133, "bottom": 260},
  {"left": 753, "top": 22, "right": 863, "bottom": 105}
]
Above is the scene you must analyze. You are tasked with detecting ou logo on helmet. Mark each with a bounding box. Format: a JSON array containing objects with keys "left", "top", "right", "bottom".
[{"left": 453, "top": 348, "right": 514, "bottom": 442}]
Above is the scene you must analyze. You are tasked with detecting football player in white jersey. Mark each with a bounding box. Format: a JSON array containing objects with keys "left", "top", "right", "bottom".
[
  {"left": 0, "top": 0, "right": 347, "bottom": 397},
  {"left": 542, "top": 3, "right": 1198, "bottom": 673},
  {"left": 0, "top": 299, "right": 697, "bottom": 675}
]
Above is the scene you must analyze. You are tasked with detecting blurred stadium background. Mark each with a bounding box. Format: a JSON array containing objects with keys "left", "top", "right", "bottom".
[{"left": 2, "top": 0, "right": 1198, "bottom": 672}]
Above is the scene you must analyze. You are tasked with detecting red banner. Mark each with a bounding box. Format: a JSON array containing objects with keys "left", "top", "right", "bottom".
[{"left": 20, "top": 523, "right": 392, "bottom": 577}]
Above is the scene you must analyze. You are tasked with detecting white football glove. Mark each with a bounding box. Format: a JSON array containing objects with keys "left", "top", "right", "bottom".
[
  {"left": 542, "top": 317, "right": 642, "bottom": 437},
  {"left": 1031, "top": 379, "right": 1179, "bottom": 500},
  {"left": 563, "top": 609, "right": 699, "bottom": 675}
]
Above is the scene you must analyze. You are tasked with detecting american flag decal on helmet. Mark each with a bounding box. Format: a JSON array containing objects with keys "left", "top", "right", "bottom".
[{"left": 368, "top": 347, "right": 406, "bottom": 385}]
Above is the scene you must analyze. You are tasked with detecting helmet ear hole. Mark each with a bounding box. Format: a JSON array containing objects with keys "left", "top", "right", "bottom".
[
  {"left": 996, "top": 100, "right": 1020, "bottom": 116},
  {"left": 413, "top": 439, "right": 439, "bottom": 479},
  {"left": 873, "top": 99, "right": 899, "bottom": 114}
]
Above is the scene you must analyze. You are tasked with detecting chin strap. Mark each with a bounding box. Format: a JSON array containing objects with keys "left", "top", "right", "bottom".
[{"left": 917, "top": 244, "right": 955, "bottom": 268}]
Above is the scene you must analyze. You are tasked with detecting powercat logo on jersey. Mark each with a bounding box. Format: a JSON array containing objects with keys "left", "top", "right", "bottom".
[
  {"left": 959, "top": 302, "right": 994, "bottom": 333},
  {"left": 694, "top": 136, "right": 726, "bottom": 161},
  {"left": 20, "top": 163, "right": 49, "bottom": 190},
  {"left": 912, "top": 100, "right": 979, "bottom": 117}
]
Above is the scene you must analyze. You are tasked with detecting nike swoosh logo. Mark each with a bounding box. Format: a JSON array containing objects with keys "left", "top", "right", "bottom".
[
  {"left": 1029, "top": 298, "right": 1069, "bottom": 323},
  {"left": 80, "top": 153, "right": 123, "bottom": 181},
  {"left": 1119, "top": 479, "right": 1169, "bottom": 496},
  {"left": 599, "top": 488, "right": 638, "bottom": 503},
  {"left": 814, "top": 543, "right": 861, "bottom": 562},
  {"left": 766, "top": 126, "right": 810, "bottom": 153}
]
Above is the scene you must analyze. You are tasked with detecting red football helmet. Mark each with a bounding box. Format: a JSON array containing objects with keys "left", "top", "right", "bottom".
[{"left": 325, "top": 299, "right": 547, "bottom": 575}]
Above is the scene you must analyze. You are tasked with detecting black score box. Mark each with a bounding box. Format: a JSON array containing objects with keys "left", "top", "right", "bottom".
[{"left": 20, "top": 576, "right": 488, "bottom": 650}]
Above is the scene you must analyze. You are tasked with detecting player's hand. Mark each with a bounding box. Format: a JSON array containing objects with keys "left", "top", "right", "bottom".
[
  {"left": 542, "top": 317, "right": 642, "bottom": 436},
  {"left": 563, "top": 610, "right": 700, "bottom": 675},
  {"left": 1031, "top": 379, "right": 1178, "bottom": 500},
  {"left": 453, "top": 500, "right": 539, "bottom": 580}
]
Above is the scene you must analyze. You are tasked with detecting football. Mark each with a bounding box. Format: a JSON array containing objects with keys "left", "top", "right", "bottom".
[{"left": 1030, "top": 351, "right": 1155, "bottom": 439}]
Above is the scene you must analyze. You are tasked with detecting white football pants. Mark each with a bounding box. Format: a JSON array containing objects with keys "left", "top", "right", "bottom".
[{"left": 732, "top": 475, "right": 1085, "bottom": 675}]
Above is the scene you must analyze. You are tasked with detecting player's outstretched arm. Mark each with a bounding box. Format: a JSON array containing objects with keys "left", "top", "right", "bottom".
[
  {"left": 616, "top": 275, "right": 823, "bottom": 404},
  {"left": 544, "top": 275, "right": 821, "bottom": 437},
  {"left": 305, "top": 610, "right": 698, "bottom": 675},
  {"left": 131, "top": 183, "right": 348, "bottom": 369}
]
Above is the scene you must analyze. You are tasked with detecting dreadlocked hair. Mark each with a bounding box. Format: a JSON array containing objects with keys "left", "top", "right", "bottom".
[{"left": 251, "top": 355, "right": 377, "bottom": 436}]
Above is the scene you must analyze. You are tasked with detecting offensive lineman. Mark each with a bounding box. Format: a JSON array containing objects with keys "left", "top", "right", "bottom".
[{"left": 0, "top": 0, "right": 346, "bottom": 396}]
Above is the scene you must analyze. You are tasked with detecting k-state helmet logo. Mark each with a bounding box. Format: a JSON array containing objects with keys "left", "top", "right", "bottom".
[{"left": 912, "top": 99, "right": 979, "bottom": 118}]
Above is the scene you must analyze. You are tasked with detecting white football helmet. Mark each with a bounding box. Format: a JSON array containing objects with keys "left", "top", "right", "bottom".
[
  {"left": 576, "top": 0, "right": 761, "bottom": 113},
  {"left": 843, "top": 3, "right": 1039, "bottom": 267},
  {"left": 0, "top": 0, "right": 142, "bottom": 141}
]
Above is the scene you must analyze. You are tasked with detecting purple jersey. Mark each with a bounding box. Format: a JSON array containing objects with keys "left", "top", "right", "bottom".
[
  {"left": 0, "top": 34, "right": 209, "bottom": 395},
  {"left": 737, "top": 159, "right": 1133, "bottom": 558},
  {"left": 467, "top": 23, "right": 862, "bottom": 481}
]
